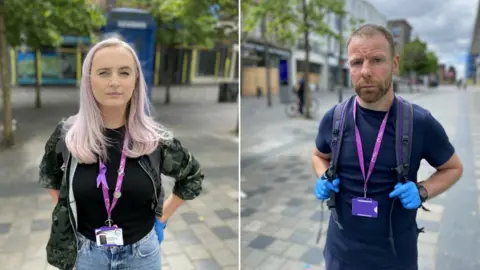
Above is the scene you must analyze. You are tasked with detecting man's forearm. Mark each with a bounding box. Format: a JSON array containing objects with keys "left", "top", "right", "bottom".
[
  {"left": 419, "top": 168, "right": 462, "bottom": 199},
  {"left": 156, "top": 194, "right": 185, "bottom": 223},
  {"left": 312, "top": 155, "right": 330, "bottom": 178}
]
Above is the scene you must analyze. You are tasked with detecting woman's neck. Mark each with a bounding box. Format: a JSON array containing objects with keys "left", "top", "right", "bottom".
[{"left": 101, "top": 106, "right": 127, "bottom": 129}]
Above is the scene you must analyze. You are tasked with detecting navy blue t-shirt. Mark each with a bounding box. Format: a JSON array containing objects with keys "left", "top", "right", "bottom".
[{"left": 315, "top": 96, "right": 454, "bottom": 269}]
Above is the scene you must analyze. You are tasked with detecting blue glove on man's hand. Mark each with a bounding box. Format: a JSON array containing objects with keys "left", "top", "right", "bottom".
[
  {"left": 314, "top": 177, "right": 340, "bottom": 200},
  {"left": 154, "top": 218, "right": 167, "bottom": 243},
  {"left": 388, "top": 181, "right": 421, "bottom": 209}
]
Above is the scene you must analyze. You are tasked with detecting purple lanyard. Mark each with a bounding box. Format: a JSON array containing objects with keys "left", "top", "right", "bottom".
[
  {"left": 353, "top": 98, "right": 389, "bottom": 198},
  {"left": 96, "top": 134, "right": 129, "bottom": 227}
]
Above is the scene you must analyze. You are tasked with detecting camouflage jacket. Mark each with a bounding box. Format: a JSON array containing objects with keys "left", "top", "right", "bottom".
[{"left": 38, "top": 121, "right": 204, "bottom": 270}]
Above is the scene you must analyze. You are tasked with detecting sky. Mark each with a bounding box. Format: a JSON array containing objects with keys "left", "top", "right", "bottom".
[{"left": 368, "top": 0, "right": 478, "bottom": 78}]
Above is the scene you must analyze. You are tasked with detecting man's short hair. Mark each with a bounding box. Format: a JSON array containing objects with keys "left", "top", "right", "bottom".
[{"left": 346, "top": 24, "right": 396, "bottom": 58}]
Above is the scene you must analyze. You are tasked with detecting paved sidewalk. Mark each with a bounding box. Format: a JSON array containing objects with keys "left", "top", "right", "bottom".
[
  {"left": 0, "top": 87, "right": 239, "bottom": 270},
  {"left": 240, "top": 87, "right": 479, "bottom": 269}
]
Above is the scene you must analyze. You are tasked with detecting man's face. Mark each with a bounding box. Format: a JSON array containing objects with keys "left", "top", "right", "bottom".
[{"left": 347, "top": 34, "right": 399, "bottom": 103}]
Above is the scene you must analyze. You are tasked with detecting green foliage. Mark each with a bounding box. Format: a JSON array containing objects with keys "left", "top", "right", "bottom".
[
  {"left": 4, "top": 0, "right": 105, "bottom": 49},
  {"left": 242, "top": 0, "right": 345, "bottom": 46},
  {"left": 399, "top": 37, "right": 438, "bottom": 76},
  {"left": 118, "top": 0, "right": 233, "bottom": 48},
  {"left": 425, "top": 51, "right": 439, "bottom": 74}
]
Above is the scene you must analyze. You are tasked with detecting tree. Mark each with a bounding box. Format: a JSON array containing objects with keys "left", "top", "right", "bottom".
[
  {"left": 0, "top": 0, "right": 13, "bottom": 146},
  {"left": 243, "top": 0, "right": 345, "bottom": 118},
  {"left": 119, "top": 0, "right": 230, "bottom": 104},
  {"left": 425, "top": 51, "right": 439, "bottom": 75},
  {"left": 0, "top": 0, "right": 104, "bottom": 146},
  {"left": 399, "top": 37, "right": 428, "bottom": 76},
  {"left": 4, "top": 0, "right": 105, "bottom": 109}
]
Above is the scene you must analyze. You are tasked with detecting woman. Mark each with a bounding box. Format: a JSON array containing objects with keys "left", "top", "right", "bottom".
[{"left": 38, "top": 37, "right": 204, "bottom": 270}]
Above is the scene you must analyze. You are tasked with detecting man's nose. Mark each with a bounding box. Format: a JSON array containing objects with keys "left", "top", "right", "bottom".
[{"left": 361, "top": 63, "right": 373, "bottom": 78}]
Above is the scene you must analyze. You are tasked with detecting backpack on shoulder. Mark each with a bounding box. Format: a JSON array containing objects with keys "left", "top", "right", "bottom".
[{"left": 315, "top": 95, "right": 428, "bottom": 244}]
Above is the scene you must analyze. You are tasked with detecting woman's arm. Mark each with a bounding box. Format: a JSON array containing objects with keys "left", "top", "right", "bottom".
[
  {"left": 157, "top": 138, "right": 204, "bottom": 221},
  {"left": 39, "top": 121, "right": 65, "bottom": 204}
]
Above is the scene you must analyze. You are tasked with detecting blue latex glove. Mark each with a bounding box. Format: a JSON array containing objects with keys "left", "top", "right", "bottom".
[
  {"left": 389, "top": 181, "right": 421, "bottom": 209},
  {"left": 314, "top": 177, "right": 340, "bottom": 200},
  {"left": 154, "top": 218, "right": 166, "bottom": 243}
]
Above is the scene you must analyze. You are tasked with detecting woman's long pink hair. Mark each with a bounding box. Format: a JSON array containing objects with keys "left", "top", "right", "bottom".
[{"left": 64, "top": 37, "right": 173, "bottom": 164}]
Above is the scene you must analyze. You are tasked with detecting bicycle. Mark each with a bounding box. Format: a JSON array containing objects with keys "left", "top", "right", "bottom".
[{"left": 285, "top": 97, "right": 319, "bottom": 117}]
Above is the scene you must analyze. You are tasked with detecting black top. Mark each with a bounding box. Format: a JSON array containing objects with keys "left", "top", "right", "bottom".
[{"left": 73, "top": 126, "right": 155, "bottom": 245}]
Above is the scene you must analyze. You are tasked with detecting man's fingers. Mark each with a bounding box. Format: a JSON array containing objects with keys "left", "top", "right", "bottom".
[{"left": 389, "top": 184, "right": 408, "bottom": 198}]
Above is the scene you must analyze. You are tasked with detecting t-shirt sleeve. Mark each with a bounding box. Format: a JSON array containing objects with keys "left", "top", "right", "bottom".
[
  {"left": 315, "top": 106, "right": 335, "bottom": 154},
  {"left": 421, "top": 111, "right": 455, "bottom": 168}
]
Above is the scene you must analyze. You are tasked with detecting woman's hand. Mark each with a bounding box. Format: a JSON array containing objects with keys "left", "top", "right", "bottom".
[{"left": 154, "top": 218, "right": 166, "bottom": 243}]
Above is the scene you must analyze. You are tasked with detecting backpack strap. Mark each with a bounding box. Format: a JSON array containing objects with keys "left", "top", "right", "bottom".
[
  {"left": 394, "top": 96, "right": 413, "bottom": 183},
  {"left": 324, "top": 95, "right": 355, "bottom": 231},
  {"left": 326, "top": 96, "right": 353, "bottom": 179}
]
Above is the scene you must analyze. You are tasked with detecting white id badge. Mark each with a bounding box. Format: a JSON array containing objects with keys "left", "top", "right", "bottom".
[{"left": 94, "top": 226, "right": 124, "bottom": 246}]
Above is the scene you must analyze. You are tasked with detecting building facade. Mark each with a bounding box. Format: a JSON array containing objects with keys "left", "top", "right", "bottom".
[
  {"left": 8, "top": 0, "right": 238, "bottom": 87},
  {"left": 387, "top": 19, "right": 412, "bottom": 56},
  {"left": 290, "top": 0, "right": 387, "bottom": 92},
  {"left": 469, "top": 0, "right": 480, "bottom": 84},
  {"left": 240, "top": 15, "right": 292, "bottom": 97}
]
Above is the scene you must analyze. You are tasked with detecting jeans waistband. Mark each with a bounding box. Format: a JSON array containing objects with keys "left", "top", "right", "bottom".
[{"left": 77, "top": 225, "right": 156, "bottom": 252}]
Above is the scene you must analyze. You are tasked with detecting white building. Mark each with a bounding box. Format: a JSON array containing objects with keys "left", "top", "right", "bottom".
[{"left": 290, "top": 0, "right": 387, "bottom": 91}]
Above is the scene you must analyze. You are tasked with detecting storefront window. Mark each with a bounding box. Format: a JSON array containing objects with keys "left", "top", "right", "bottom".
[{"left": 196, "top": 50, "right": 216, "bottom": 76}]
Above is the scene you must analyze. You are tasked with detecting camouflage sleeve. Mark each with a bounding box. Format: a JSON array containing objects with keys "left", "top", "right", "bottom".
[
  {"left": 38, "top": 122, "right": 64, "bottom": 190},
  {"left": 160, "top": 138, "right": 204, "bottom": 200}
]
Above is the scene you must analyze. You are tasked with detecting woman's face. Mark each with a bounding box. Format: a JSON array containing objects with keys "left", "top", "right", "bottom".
[{"left": 90, "top": 45, "right": 137, "bottom": 110}]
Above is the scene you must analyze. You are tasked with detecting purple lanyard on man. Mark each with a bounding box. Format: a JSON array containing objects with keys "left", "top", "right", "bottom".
[
  {"left": 96, "top": 134, "right": 129, "bottom": 227},
  {"left": 351, "top": 97, "right": 390, "bottom": 218}
]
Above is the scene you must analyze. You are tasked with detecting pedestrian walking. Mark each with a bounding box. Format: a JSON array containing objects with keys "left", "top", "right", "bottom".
[
  {"left": 38, "top": 37, "right": 204, "bottom": 270},
  {"left": 296, "top": 76, "right": 306, "bottom": 115},
  {"left": 312, "top": 24, "right": 463, "bottom": 270}
]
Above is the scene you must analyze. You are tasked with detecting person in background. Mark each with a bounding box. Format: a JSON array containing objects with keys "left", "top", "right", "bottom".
[{"left": 296, "top": 76, "right": 306, "bottom": 115}]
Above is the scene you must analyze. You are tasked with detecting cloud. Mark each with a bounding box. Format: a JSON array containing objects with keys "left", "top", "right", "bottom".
[{"left": 367, "top": 0, "right": 478, "bottom": 78}]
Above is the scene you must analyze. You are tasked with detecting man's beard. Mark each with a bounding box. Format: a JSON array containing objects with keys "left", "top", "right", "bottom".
[{"left": 354, "top": 74, "right": 392, "bottom": 104}]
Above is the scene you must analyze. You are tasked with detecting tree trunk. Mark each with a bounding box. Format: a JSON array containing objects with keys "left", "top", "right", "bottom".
[
  {"left": 0, "top": 0, "right": 14, "bottom": 146},
  {"left": 262, "top": 16, "right": 272, "bottom": 107},
  {"left": 302, "top": 0, "right": 311, "bottom": 118},
  {"left": 34, "top": 50, "right": 41, "bottom": 108},
  {"left": 165, "top": 47, "right": 173, "bottom": 104}
]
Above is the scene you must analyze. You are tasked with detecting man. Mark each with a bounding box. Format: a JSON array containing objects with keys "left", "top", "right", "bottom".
[
  {"left": 312, "top": 24, "right": 463, "bottom": 270},
  {"left": 296, "top": 76, "right": 305, "bottom": 115}
]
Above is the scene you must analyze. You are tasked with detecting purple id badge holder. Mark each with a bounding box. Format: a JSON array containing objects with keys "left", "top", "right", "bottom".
[{"left": 352, "top": 197, "right": 378, "bottom": 218}]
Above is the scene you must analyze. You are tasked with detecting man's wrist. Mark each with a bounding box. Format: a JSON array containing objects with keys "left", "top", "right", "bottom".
[{"left": 417, "top": 184, "right": 429, "bottom": 203}]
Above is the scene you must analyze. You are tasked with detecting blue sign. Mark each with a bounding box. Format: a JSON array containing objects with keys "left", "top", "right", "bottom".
[
  {"left": 104, "top": 8, "right": 157, "bottom": 100},
  {"left": 279, "top": 59, "right": 288, "bottom": 84}
]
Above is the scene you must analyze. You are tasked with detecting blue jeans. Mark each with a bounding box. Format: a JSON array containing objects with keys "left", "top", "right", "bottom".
[{"left": 75, "top": 227, "right": 161, "bottom": 270}]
